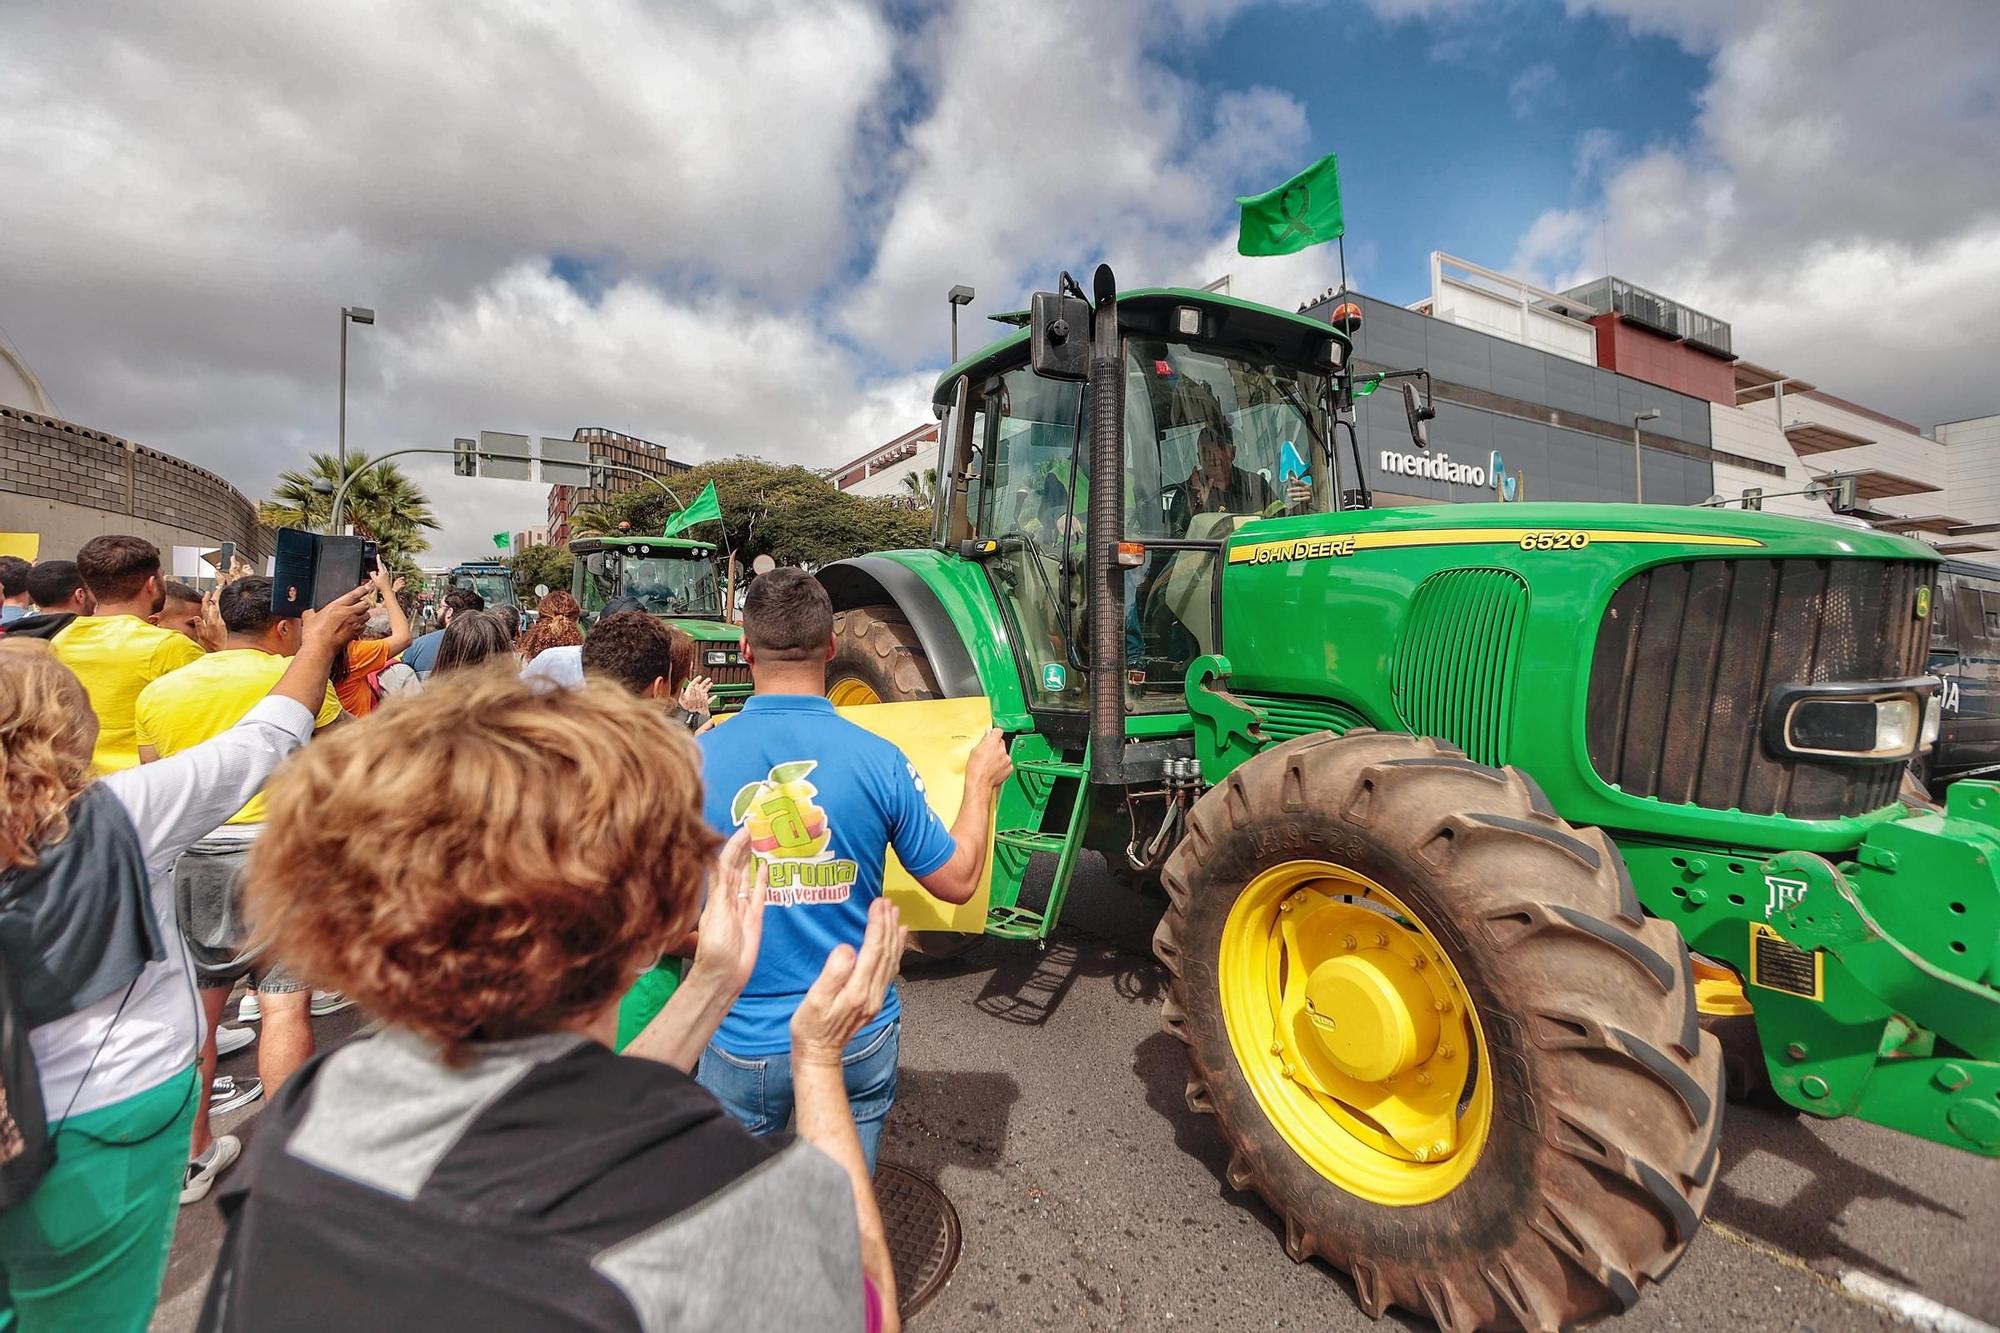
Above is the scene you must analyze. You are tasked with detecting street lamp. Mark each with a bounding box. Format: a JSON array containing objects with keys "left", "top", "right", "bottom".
[
  {"left": 1631, "top": 408, "right": 1660, "bottom": 504},
  {"left": 337, "top": 305, "right": 376, "bottom": 534},
  {"left": 948, "top": 285, "right": 975, "bottom": 363}
]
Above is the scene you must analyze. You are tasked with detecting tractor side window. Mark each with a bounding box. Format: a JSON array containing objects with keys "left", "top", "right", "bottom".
[
  {"left": 976, "top": 369, "right": 1086, "bottom": 709},
  {"left": 580, "top": 551, "right": 619, "bottom": 624}
]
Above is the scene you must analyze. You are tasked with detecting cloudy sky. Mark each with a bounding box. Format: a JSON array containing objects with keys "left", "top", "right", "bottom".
[{"left": 4, "top": 0, "right": 1995, "bottom": 561}]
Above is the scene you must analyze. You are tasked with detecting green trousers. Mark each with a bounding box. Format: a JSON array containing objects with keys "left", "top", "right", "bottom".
[
  {"left": 0, "top": 1067, "right": 198, "bottom": 1332},
  {"left": 614, "top": 957, "right": 687, "bottom": 1052}
]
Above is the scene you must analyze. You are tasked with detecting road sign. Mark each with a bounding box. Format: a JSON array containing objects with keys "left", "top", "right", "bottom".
[
  {"left": 540, "top": 436, "right": 591, "bottom": 487},
  {"left": 477, "top": 431, "right": 533, "bottom": 481}
]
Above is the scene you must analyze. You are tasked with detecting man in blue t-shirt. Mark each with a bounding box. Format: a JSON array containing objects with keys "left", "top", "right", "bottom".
[{"left": 697, "top": 569, "right": 1011, "bottom": 1169}]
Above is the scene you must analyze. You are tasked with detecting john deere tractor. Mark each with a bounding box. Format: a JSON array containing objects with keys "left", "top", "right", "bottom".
[
  {"left": 814, "top": 268, "right": 1999, "bottom": 1330},
  {"left": 569, "top": 533, "right": 749, "bottom": 709}
]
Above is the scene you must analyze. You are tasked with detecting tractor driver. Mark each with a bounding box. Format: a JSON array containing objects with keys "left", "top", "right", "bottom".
[{"left": 1165, "top": 419, "right": 1311, "bottom": 537}]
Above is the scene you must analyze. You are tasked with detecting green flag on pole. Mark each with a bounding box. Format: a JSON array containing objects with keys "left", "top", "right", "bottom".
[
  {"left": 661, "top": 481, "right": 722, "bottom": 537},
  {"left": 492, "top": 531, "right": 510, "bottom": 550},
  {"left": 1236, "top": 153, "right": 1343, "bottom": 257}
]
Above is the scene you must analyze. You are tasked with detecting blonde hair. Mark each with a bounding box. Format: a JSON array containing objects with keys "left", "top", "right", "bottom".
[
  {"left": 0, "top": 640, "right": 98, "bottom": 869},
  {"left": 245, "top": 663, "right": 719, "bottom": 1061}
]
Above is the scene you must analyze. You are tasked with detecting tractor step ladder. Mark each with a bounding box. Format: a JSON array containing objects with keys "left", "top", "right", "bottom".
[{"left": 983, "top": 744, "right": 1091, "bottom": 944}]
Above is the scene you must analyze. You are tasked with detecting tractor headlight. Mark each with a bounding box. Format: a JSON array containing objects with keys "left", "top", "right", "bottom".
[
  {"left": 706, "top": 649, "right": 736, "bottom": 667},
  {"left": 1922, "top": 692, "right": 1943, "bottom": 748},
  {"left": 1765, "top": 678, "right": 1934, "bottom": 762}
]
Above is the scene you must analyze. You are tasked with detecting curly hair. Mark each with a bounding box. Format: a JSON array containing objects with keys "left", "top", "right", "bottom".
[
  {"left": 580, "top": 611, "right": 694, "bottom": 696},
  {"left": 244, "top": 665, "right": 719, "bottom": 1061},
  {"left": 0, "top": 640, "right": 99, "bottom": 869},
  {"left": 517, "top": 590, "right": 583, "bottom": 663}
]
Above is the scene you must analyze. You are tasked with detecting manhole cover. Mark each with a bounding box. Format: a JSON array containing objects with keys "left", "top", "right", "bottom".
[{"left": 876, "top": 1161, "right": 962, "bottom": 1319}]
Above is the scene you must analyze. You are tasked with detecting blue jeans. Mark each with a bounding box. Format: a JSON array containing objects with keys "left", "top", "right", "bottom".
[{"left": 697, "top": 1020, "right": 900, "bottom": 1173}]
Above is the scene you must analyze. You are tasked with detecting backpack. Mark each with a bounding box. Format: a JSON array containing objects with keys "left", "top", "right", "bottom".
[{"left": 0, "top": 946, "right": 51, "bottom": 1207}]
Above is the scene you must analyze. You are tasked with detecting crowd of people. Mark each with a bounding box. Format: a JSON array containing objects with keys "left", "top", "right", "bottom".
[{"left": 0, "top": 537, "right": 1011, "bottom": 1332}]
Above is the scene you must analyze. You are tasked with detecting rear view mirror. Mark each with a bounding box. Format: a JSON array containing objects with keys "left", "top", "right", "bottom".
[
  {"left": 1030, "top": 290, "right": 1091, "bottom": 381},
  {"left": 1401, "top": 382, "right": 1435, "bottom": 451}
]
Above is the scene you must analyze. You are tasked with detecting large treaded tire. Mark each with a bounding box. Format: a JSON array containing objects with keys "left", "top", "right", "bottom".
[
  {"left": 1153, "top": 730, "right": 1723, "bottom": 1332},
  {"left": 826, "top": 604, "right": 968, "bottom": 958},
  {"left": 829, "top": 604, "right": 940, "bottom": 703}
]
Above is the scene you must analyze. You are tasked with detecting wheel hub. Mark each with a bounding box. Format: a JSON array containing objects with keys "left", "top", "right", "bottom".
[
  {"left": 1219, "top": 862, "right": 1493, "bottom": 1203},
  {"left": 1301, "top": 950, "right": 1440, "bottom": 1083}
]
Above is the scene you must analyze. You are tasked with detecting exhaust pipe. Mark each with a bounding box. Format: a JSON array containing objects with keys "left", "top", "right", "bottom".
[{"left": 1086, "top": 264, "right": 1126, "bottom": 783}]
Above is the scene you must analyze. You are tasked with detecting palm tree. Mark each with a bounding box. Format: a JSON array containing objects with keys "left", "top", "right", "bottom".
[
  {"left": 260, "top": 451, "right": 440, "bottom": 565},
  {"left": 900, "top": 467, "right": 938, "bottom": 510}
]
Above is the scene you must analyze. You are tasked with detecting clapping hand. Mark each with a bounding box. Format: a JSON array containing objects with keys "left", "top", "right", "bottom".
[
  {"left": 790, "top": 898, "right": 906, "bottom": 1065},
  {"left": 678, "top": 675, "right": 714, "bottom": 716},
  {"left": 198, "top": 588, "right": 228, "bottom": 652},
  {"left": 691, "top": 827, "right": 767, "bottom": 998}
]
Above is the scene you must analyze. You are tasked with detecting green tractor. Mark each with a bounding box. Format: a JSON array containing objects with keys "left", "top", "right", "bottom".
[
  {"left": 814, "top": 268, "right": 1998, "bottom": 1329},
  {"left": 569, "top": 533, "right": 749, "bottom": 709}
]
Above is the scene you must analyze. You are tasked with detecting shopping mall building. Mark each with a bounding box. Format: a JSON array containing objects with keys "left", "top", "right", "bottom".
[{"left": 1299, "top": 253, "right": 1999, "bottom": 556}]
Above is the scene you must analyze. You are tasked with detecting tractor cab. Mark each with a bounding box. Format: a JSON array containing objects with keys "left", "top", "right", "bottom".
[
  {"left": 449, "top": 561, "right": 518, "bottom": 613},
  {"left": 569, "top": 534, "right": 749, "bottom": 707},
  {"left": 930, "top": 288, "right": 1372, "bottom": 718}
]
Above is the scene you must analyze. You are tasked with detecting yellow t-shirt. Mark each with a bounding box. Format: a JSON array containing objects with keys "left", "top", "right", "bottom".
[
  {"left": 135, "top": 649, "right": 344, "bottom": 824},
  {"left": 53, "top": 614, "right": 208, "bottom": 775}
]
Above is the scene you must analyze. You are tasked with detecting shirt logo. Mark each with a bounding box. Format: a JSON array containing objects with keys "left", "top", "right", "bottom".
[{"left": 730, "top": 760, "right": 858, "bottom": 905}]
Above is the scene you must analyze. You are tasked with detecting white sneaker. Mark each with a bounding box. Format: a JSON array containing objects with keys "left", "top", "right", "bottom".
[
  {"left": 237, "top": 992, "right": 260, "bottom": 1024},
  {"left": 215, "top": 1025, "right": 256, "bottom": 1057},
  {"left": 181, "top": 1134, "right": 242, "bottom": 1205},
  {"left": 309, "top": 990, "right": 356, "bottom": 1016}
]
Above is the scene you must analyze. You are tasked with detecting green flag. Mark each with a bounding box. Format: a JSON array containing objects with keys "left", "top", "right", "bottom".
[
  {"left": 492, "top": 531, "right": 510, "bottom": 550},
  {"left": 661, "top": 481, "right": 722, "bottom": 537},
  {"left": 1236, "top": 153, "right": 1343, "bottom": 257}
]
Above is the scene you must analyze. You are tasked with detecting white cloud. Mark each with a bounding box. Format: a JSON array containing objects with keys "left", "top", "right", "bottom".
[
  {"left": 1, "top": 0, "right": 1349, "bottom": 560},
  {"left": 1514, "top": 0, "right": 2000, "bottom": 426},
  {"left": 841, "top": 1, "right": 1322, "bottom": 362},
  {"left": 1507, "top": 63, "right": 1559, "bottom": 118}
]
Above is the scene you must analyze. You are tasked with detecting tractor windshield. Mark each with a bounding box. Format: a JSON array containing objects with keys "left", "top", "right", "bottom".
[
  {"left": 622, "top": 554, "right": 721, "bottom": 618},
  {"left": 1123, "top": 339, "right": 1332, "bottom": 539},
  {"left": 453, "top": 572, "right": 516, "bottom": 609}
]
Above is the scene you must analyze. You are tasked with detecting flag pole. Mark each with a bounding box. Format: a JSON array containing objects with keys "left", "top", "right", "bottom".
[{"left": 1337, "top": 233, "right": 1348, "bottom": 301}]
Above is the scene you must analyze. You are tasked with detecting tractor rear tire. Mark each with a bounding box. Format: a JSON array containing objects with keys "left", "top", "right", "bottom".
[
  {"left": 828, "top": 605, "right": 939, "bottom": 705},
  {"left": 826, "top": 604, "right": 965, "bottom": 957},
  {"left": 1153, "top": 730, "right": 1722, "bottom": 1332}
]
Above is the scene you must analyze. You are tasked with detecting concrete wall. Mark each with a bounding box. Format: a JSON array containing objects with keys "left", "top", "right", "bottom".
[
  {"left": 1432, "top": 276, "right": 1597, "bottom": 364},
  {"left": 1941, "top": 415, "right": 2000, "bottom": 528},
  {"left": 1756, "top": 391, "right": 1946, "bottom": 522},
  {"left": 1709, "top": 403, "right": 1822, "bottom": 516},
  {"left": 0, "top": 406, "right": 273, "bottom": 564}
]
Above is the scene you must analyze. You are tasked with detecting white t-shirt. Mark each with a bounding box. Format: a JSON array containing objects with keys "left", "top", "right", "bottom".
[{"left": 28, "top": 697, "right": 315, "bottom": 1119}]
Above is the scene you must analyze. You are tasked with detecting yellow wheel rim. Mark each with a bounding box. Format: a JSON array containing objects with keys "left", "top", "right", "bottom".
[
  {"left": 828, "top": 677, "right": 882, "bottom": 706},
  {"left": 1218, "top": 859, "right": 1493, "bottom": 1205}
]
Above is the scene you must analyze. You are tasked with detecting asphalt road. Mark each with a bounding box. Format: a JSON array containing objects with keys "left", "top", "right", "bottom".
[{"left": 158, "top": 856, "right": 1999, "bottom": 1331}]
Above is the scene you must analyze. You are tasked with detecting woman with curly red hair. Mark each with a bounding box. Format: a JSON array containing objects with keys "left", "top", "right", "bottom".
[
  {"left": 515, "top": 589, "right": 582, "bottom": 663},
  {"left": 0, "top": 586, "right": 370, "bottom": 1333},
  {"left": 198, "top": 667, "right": 904, "bottom": 1333}
]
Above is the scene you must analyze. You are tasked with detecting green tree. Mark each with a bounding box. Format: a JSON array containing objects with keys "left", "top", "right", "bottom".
[
  {"left": 899, "top": 467, "right": 938, "bottom": 510},
  {"left": 600, "top": 457, "right": 931, "bottom": 569},
  {"left": 260, "top": 451, "right": 440, "bottom": 569},
  {"left": 509, "top": 543, "right": 576, "bottom": 600}
]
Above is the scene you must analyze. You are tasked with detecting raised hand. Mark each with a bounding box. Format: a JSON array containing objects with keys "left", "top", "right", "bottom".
[
  {"left": 691, "top": 827, "right": 768, "bottom": 998},
  {"left": 790, "top": 898, "right": 906, "bottom": 1064}
]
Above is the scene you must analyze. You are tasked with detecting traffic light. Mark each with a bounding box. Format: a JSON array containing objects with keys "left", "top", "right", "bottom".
[
  {"left": 590, "top": 456, "right": 610, "bottom": 490},
  {"left": 1831, "top": 475, "right": 1859, "bottom": 512},
  {"left": 1741, "top": 488, "right": 1763, "bottom": 511},
  {"left": 453, "top": 438, "right": 476, "bottom": 477}
]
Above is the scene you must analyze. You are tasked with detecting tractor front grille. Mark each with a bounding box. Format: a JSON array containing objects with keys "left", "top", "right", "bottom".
[{"left": 1586, "top": 558, "right": 1931, "bottom": 820}]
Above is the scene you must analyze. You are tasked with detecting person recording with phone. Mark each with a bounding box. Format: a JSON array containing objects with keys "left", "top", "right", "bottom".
[{"left": 0, "top": 584, "right": 372, "bottom": 1333}]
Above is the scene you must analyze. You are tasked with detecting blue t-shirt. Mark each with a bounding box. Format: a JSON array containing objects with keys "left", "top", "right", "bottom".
[
  {"left": 401, "top": 628, "right": 445, "bottom": 675},
  {"left": 699, "top": 694, "right": 956, "bottom": 1055}
]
